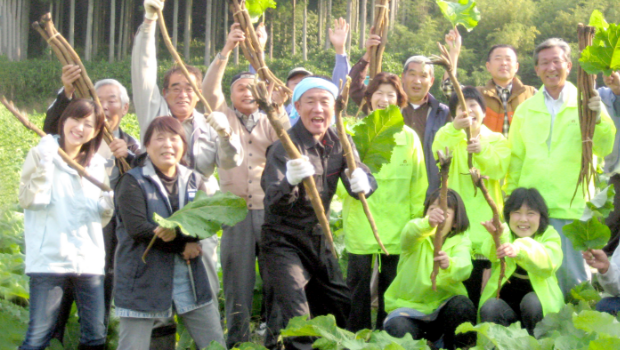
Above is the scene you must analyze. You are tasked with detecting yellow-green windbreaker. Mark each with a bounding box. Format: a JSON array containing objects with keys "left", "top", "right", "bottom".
[
  {"left": 343, "top": 126, "right": 428, "bottom": 255},
  {"left": 505, "top": 82, "right": 616, "bottom": 219},
  {"left": 478, "top": 224, "right": 564, "bottom": 317},
  {"left": 432, "top": 123, "right": 511, "bottom": 256},
  {"left": 384, "top": 217, "right": 472, "bottom": 315}
]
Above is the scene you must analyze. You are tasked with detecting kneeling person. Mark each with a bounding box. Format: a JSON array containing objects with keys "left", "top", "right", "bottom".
[{"left": 260, "top": 77, "right": 377, "bottom": 350}]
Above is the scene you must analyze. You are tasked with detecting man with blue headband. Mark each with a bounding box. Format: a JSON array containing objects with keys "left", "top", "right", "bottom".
[{"left": 260, "top": 77, "right": 378, "bottom": 350}]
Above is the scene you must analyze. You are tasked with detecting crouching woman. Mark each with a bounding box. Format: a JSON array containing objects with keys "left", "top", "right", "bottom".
[
  {"left": 114, "top": 116, "right": 225, "bottom": 349},
  {"left": 19, "top": 99, "right": 113, "bottom": 350}
]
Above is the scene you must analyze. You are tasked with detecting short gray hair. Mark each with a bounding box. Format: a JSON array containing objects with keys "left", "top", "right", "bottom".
[
  {"left": 533, "top": 38, "right": 571, "bottom": 65},
  {"left": 94, "top": 79, "right": 130, "bottom": 107},
  {"left": 403, "top": 55, "right": 434, "bottom": 76}
]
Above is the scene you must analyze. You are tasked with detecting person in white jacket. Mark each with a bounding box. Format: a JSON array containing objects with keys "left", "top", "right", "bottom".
[
  {"left": 19, "top": 99, "right": 114, "bottom": 350},
  {"left": 583, "top": 248, "right": 620, "bottom": 315}
]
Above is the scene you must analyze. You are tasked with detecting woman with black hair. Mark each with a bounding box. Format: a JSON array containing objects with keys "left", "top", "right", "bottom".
[
  {"left": 19, "top": 99, "right": 113, "bottom": 350},
  {"left": 383, "top": 189, "right": 476, "bottom": 350},
  {"left": 113, "top": 116, "right": 225, "bottom": 349},
  {"left": 479, "top": 187, "right": 564, "bottom": 335}
]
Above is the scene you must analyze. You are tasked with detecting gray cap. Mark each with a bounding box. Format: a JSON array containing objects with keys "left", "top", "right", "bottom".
[{"left": 286, "top": 67, "right": 313, "bottom": 81}]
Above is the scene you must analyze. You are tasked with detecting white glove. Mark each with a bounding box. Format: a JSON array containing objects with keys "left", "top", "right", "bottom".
[
  {"left": 206, "top": 111, "right": 231, "bottom": 137},
  {"left": 286, "top": 156, "right": 315, "bottom": 186},
  {"left": 98, "top": 191, "right": 115, "bottom": 213},
  {"left": 348, "top": 168, "right": 371, "bottom": 195},
  {"left": 36, "top": 134, "right": 58, "bottom": 166},
  {"left": 144, "top": 0, "right": 163, "bottom": 20},
  {"left": 588, "top": 90, "right": 605, "bottom": 123}
]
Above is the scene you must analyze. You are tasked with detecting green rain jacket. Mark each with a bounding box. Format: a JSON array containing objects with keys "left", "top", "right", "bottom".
[
  {"left": 505, "top": 82, "right": 616, "bottom": 219},
  {"left": 479, "top": 224, "right": 564, "bottom": 317},
  {"left": 343, "top": 126, "right": 428, "bottom": 255},
  {"left": 384, "top": 217, "right": 472, "bottom": 314},
  {"left": 432, "top": 123, "right": 510, "bottom": 256}
]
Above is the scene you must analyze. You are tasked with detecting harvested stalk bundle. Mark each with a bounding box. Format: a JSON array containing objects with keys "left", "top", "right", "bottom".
[
  {"left": 32, "top": 13, "right": 131, "bottom": 174},
  {"left": 431, "top": 148, "right": 451, "bottom": 291},
  {"left": 573, "top": 24, "right": 597, "bottom": 203},
  {"left": 1, "top": 97, "right": 112, "bottom": 192},
  {"left": 368, "top": 0, "right": 390, "bottom": 80},
  {"left": 334, "top": 77, "right": 388, "bottom": 255},
  {"left": 431, "top": 42, "right": 507, "bottom": 296},
  {"left": 231, "top": 0, "right": 291, "bottom": 98},
  {"left": 248, "top": 80, "right": 337, "bottom": 258}
]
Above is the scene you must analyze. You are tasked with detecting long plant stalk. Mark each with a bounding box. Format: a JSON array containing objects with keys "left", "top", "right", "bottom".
[
  {"left": 431, "top": 43, "right": 506, "bottom": 296},
  {"left": 33, "top": 13, "right": 131, "bottom": 174},
  {"left": 334, "top": 77, "right": 388, "bottom": 255},
  {"left": 573, "top": 24, "right": 597, "bottom": 203},
  {"left": 1, "top": 97, "right": 112, "bottom": 192},
  {"left": 248, "top": 80, "right": 337, "bottom": 258},
  {"left": 431, "top": 148, "right": 451, "bottom": 291},
  {"left": 368, "top": 0, "right": 390, "bottom": 80},
  {"left": 230, "top": 0, "right": 291, "bottom": 97}
]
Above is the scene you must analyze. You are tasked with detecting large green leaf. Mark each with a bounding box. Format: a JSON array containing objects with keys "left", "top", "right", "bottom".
[
  {"left": 456, "top": 322, "right": 540, "bottom": 350},
  {"left": 579, "top": 22, "right": 620, "bottom": 76},
  {"left": 582, "top": 184, "right": 615, "bottom": 221},
  {"left": 153, "top": 191, "right": 248, "bottom": 239},
  {"left": 435, "top": 0, "right": 481, "bottom": 32},
  {"left": 280, "top": 315, "right": 430, "bottom": 350},
  {"left": 588, "top": 10, "right": 609, "bottom": 30},
  {"left": 588, "top": 338, "right": 620, "bottom": 350},
  {"left": 351, "top": 105, "right": 405, "bottom": 174},
  {"left": 573, "top": 310, "right": 620, "bottom": 338},
  {"left": 246, "top": 0, "right": 277, "bottom": 23},
  {"left": 562, "top": 217, "right": 611, "bottom": 251},
  {"left": 568, "top": 281, "right": 602, "bottom": 308}
]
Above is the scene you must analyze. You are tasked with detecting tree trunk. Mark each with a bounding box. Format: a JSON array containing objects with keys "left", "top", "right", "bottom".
[
  {"left": 302, "top": 0, "right": 307, "bottom": 61},
  {"left": 269, "top": 12, "right": 273, "bottom": 60},
  {"left": 109, "top": 0, "right": 116, "bottom": 62},
  {"left": 318, "top": 0, "right": 323, "bottom": 47},
  {"left": 390, "top": 0, "right": 396, "bottom": 31},
  {"left": 183, "top": 0, "right": 193, "bottom": 59},
  {"left": 292, "top": 0, "right": 296, "bottom": 56},
  {"left": 173, "top": 0, "right": 179, "bottom": 49},
  {"left": 121, "top": 0, "right": 132, "bottom": 60},
  {"left": 205, "top": 0, "right": 212, "bottom": 66},
  {"left": 360, "top": 0, "right": 367, "bottom": 49},
  {"left": 70, "top": 0, "right": 76, "bottom": 47},
  {"left": 224, "top": 1, "right": 229, "bottom": 43},
  {"left": 93, "top": 0, "right": 101, "bottom": 60},
  {"left": 116, "top": 0, "right": 124, "bottom": 61},
  {"left": 346, "top": 0, "right": 352, "bottom": 52},
  {"left": 85, "top": 0, "right": 94, "bottom": 61},
  {"left": 324, "top": 0, "right": 332, "bottom": 49},
  {"left": 53, "top": 0, "right": 60, "bottom": 28}
]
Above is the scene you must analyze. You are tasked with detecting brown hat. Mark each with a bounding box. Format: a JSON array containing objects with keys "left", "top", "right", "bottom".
[{"left": 286, "top": 67, "right": 313, "bottom": 82}]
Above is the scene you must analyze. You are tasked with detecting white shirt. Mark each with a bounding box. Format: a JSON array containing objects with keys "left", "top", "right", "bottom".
[{"left": 542, "top": 85, "right": 569, "bottom": 149}]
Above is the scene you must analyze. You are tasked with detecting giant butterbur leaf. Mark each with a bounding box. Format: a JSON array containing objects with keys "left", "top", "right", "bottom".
[
  {"left": 456, "top": 322, "right": 540, "bottom": 350},
  {"left": 436, "top": 0, "right": 481, "bottom": 32},
  {"left": 579, "top": 20, "right": 620, "bottom": 76},
  {"left": 573, "top": 310, "right": 620, "bottom": 337},
  {"left": 352, "top": 105, "right": 405, "bottom": 174},
  {"left": 153, "top": 191, "right": 248, "bottom": 239},
  {"left": 562, "top": 217, "right": 611, "bottom": 251},
  {"left": 246, "top": 0, "right": 277, "bottom": 23}
]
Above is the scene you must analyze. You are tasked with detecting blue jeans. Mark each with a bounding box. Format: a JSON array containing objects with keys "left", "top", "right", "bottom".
[
  {"left": 596, "top": 297, "right": 620, "bottom": 316},
  {"left": 20, "top": 273, "right": 106, "bottom": 350}
]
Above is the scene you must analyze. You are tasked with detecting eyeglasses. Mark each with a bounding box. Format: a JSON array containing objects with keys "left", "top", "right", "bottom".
[
  {"left": 537, "top": 59, "right": 567, "bottom": 68},
  {"left": 169, "top": 87, "right": 195, "bottom": 96}
]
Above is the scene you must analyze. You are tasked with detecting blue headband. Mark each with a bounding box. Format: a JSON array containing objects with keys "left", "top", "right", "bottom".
[{"left": 289, "top": 77, "right": 339, "bottom": 126}]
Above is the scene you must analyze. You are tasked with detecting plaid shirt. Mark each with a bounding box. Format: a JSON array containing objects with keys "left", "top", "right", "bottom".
[{"left": 496, "top": 82, "right": 513, "bottom": 137}]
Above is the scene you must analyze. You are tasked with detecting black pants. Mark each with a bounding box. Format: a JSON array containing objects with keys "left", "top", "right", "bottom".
[
  {"left": 261, "top": 230, "right": 351, "bottom": 350},
  {"left": 346, "top": 253, "right": 399, "bottom": 331},
  {"left": 383, "top": 295, "right": 476, "bottom": 350},
  {"left": 463, "top": 259, "right": 490, "bottom": 309},
  {"left": 604, "top": 174, "right": 620, "bottom": 255},
  {"left": 479, "top": 291, "right": 543, "bottom": 335}
]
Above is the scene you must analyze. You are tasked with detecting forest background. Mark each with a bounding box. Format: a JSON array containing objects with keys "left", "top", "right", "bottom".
[{"left": 1, "top": 0, "right": 620, "bottom": 348}]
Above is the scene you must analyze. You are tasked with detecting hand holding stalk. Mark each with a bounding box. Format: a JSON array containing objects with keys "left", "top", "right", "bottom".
[{"left": 431, "top": 148, "right": 452, "bottom": 291}]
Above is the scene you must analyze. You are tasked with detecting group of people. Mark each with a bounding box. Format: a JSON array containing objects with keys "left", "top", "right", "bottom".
[{"left": 17, "top": 0, "right": 620, "bottom": 349}]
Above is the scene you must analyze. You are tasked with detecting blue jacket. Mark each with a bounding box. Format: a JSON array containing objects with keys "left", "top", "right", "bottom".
[{"left": 114, "top": 160, "right": 211, "bottom": 313}]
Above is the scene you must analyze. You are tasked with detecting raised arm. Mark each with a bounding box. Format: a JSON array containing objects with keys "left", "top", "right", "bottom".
[{"left": 328, "top": 17, "right": 351, "bottom": 91}]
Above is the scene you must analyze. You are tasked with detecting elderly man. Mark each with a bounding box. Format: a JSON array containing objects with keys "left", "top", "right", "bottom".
[
  {"left": 260, "top": 77, "right": 377, "bottom": 350},
  {"left": 600, "top": 71, "right": 620, "bottom": 255},
  {"left": 400, "top": 56, "right": 452, "bottom": 197},
  {"left": 506, "top": 38, "right": 616, "bottom": 296},
  {"left": 134, "top": 0, "right": 242, "bottom": 304},
  {"left": 43, "top": 66, "right": 141, "bottom": 345},
  {"left": 201, "top": 22, "right": 290, "bottom": 348}
]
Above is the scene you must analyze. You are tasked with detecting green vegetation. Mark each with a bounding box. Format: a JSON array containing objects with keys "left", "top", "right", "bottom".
[{"left": 436, "top": 0, "right": 481, "bottom": 32}]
